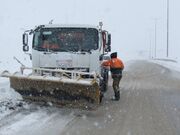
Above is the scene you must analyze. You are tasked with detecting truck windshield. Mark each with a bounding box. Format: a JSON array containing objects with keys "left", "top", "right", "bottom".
[{"left": 33, "top": 28, "right": 98, "bottom": 52}]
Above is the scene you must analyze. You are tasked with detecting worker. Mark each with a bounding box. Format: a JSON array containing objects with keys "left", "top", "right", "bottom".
[
  {"left": 42, "top": 39, "right": 60, "bottom": 49},
  {"left": 102, "top": 52, "right": 124, "bottom": 101}
]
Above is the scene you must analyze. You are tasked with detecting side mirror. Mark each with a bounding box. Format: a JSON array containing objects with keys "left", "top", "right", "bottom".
[
  {"left": 23, "top": 33, "right": 28, "bottom": 46},
  {"left": 22, "top": 33, "right": 29, "bottom": 52},
  {"left": 105, "top": 45, "right": 111, "bottom": 52},
  {"left": 102, "top": 31, "right": 111, "bottom": 52},
  {"left": 23, "top": 45, "right": 29, "bottom": 52},
  {"left": 105, "top": 34, "right": 111, "bottom": 52},
  {"left": 107, "top": 34, "right": 111, "bottom": 46}
]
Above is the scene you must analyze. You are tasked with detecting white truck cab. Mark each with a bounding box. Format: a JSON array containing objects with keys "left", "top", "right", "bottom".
[{"left": 23, "top": 23, "right": 111, "bottom": 77}]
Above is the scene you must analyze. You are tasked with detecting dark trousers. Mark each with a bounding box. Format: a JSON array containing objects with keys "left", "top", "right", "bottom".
[{"left": 112, "top": 75, "right": 122, "bottom": 93}]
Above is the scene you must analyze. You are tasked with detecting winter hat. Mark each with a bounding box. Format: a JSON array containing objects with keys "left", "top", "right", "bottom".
[{"left": 110, "top": 52, "right": 117, "bottom": 58}]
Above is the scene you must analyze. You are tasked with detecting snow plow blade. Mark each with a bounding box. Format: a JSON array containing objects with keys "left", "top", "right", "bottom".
[{"left": 1, "top": 68, "right": 101, "bottom": 110}]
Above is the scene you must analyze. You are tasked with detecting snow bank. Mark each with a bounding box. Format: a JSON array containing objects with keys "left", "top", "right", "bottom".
[
  {"left": 0, "top": 78, "right": 23, "bottom": 120},
  {"left": 151, "top": 58, "right": 180, "bottom": 72},
  {"left": 0, "top": 100, "right": 27, "bottom": 121},
  {"left": 0, "top": 80, "right": 22, "bottom": 101}
]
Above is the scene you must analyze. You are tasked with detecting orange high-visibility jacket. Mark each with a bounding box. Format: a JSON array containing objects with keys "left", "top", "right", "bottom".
[
  {"left": 102, "top": 58, "right": 124, "bottom": 75},
  {"left": 102, "top": 58, "right": 124, "bottom": 69}
]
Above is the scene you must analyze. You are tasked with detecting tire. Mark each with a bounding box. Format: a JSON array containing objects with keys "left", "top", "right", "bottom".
[{"left": 100, "top": 67, "right": 109, "bottom": 92}]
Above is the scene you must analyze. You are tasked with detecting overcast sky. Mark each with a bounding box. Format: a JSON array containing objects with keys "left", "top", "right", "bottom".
[{"left": 0, "top": 0, "right": 180, "bottom": 63}]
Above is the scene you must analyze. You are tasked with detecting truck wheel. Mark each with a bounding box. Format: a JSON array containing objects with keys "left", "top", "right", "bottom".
[
  {"left": 100, "top": 92, "right": 104, "bottom": 103},
  {"left": 100, "top": 68, "right": 109, "bottom": 92}
]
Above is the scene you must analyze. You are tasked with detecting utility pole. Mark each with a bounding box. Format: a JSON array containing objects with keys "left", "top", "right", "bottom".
[
  {"left": 155, "top": 19, "right": 157, "bottom": 58},
  {"left": 167, "top": 0, "right": 169, "bottom": 57},
  {"left": 154, "top": 18, "right": 158, "bottom": 58},
  {"left": 149, "top": 33, "right": 152, "bottom": 59}
]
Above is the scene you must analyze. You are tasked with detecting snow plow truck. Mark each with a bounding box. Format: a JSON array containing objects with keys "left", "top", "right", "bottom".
[{"left": 0, "top": 22, "right": 111, "bottom": 109}]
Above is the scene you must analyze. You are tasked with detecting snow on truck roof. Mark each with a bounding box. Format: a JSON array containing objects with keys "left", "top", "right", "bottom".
[{"left": 43, "top": 24, "right": 99, "bottom": 29}]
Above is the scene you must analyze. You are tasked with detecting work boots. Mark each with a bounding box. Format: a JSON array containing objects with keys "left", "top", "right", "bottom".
[{"left": 114, "top": 91, "right": 120, "bottom": 101}]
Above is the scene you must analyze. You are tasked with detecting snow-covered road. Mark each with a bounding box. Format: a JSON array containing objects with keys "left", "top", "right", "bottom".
[
  {"left": 0, "top": 79, "right": 75, "bottom": 135},
  {"left": 0, "top": 60, "right": 180, "bottom": 135},
  {"left": 61, "top": 60, "right": 180, "bottom": 135}
]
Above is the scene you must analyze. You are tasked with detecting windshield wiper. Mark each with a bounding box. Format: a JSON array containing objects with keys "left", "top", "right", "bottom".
[
  {"left": 34, "top": 47, "right": 57, "bottom": 54},
  {"left": 58, "top": 48, "right": 70, "bottom": 52},
  {"left": 35, "top": 46, "right": 46, "bottom": 51},
  {"left": 81, "top": 49, "right": 92, "bottom": 54}
]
